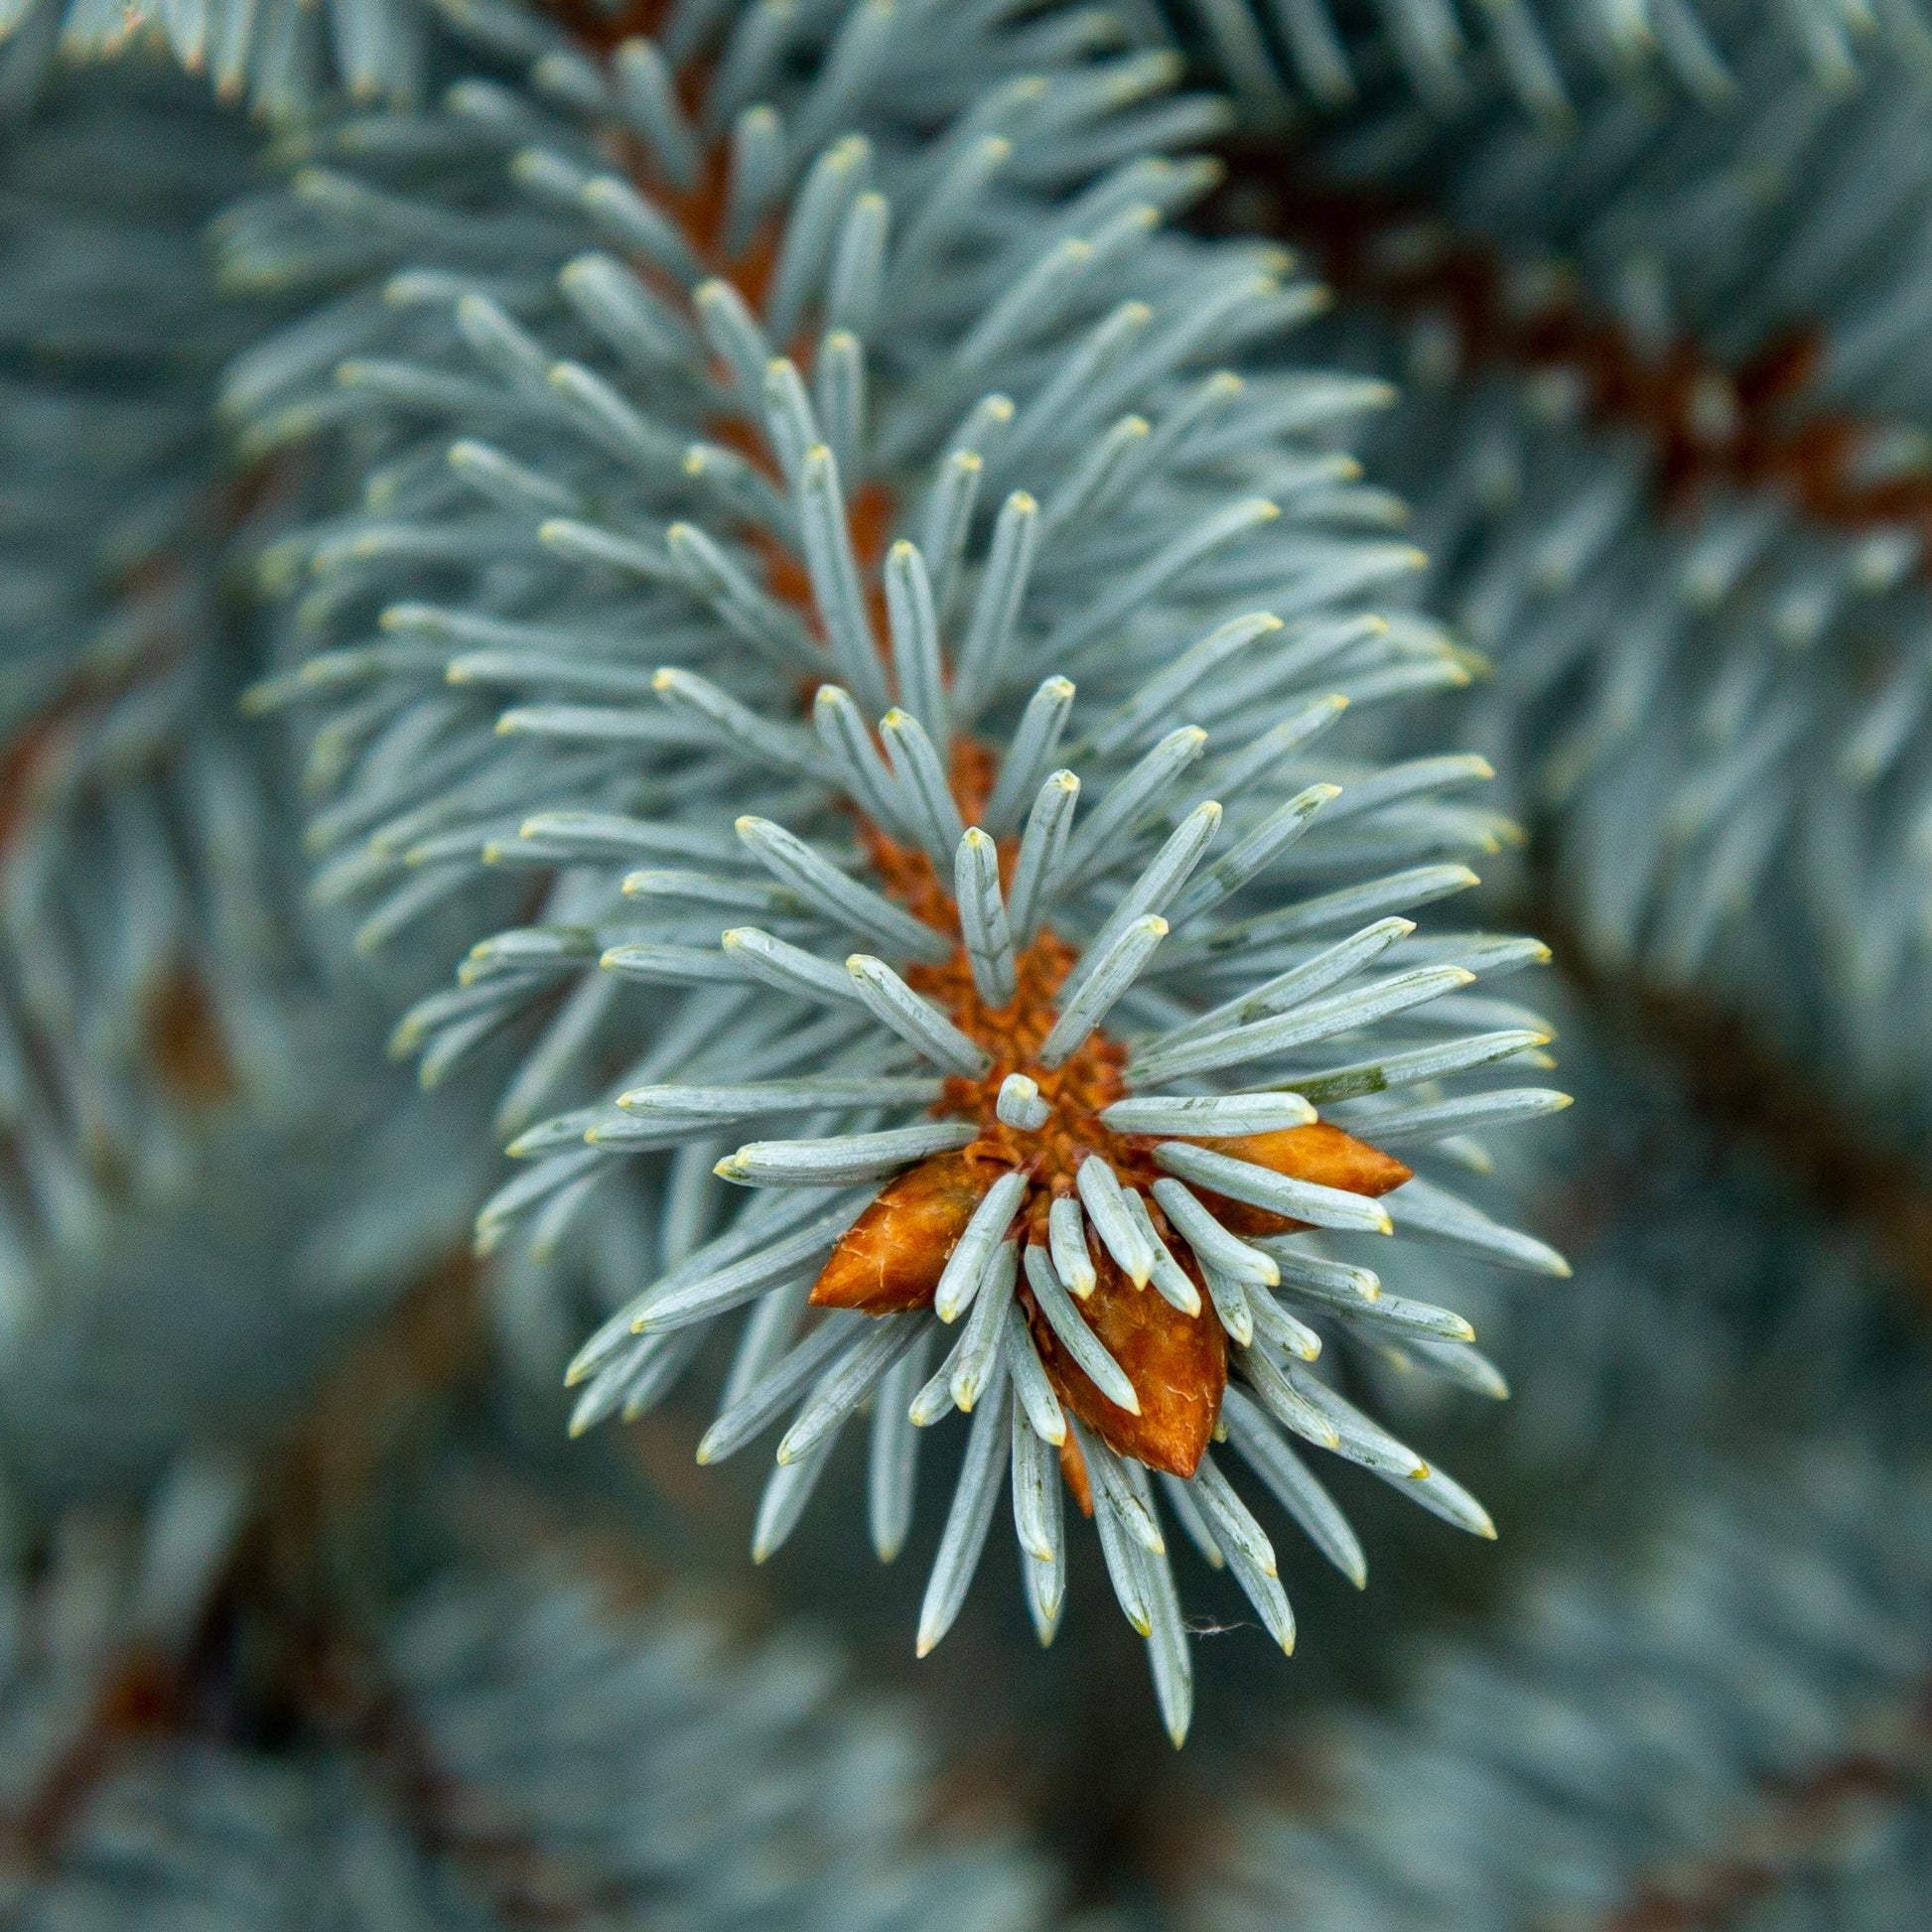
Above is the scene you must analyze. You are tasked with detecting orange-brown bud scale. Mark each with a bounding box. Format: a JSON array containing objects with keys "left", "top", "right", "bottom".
[
  {"left": 1189, "top": 1124, "right": 1412, "bottom": 1238},
  {"left": 923, "top": 937, "right": 1145, "bottom": 1190},
  {"left": 1058, "top": 1433, "right": 1094, "bottom": 1518},
  {"left": 1024, "top": 1242, "right": 1227, "bottom": 1477},
  {"left": 809, "top": 1151, "right": 999, "bottom": 1312}
]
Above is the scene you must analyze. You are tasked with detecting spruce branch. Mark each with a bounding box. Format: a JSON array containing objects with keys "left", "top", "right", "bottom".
[{"left": 210, "top": 0, "right": 1573, "bottom": 1732}]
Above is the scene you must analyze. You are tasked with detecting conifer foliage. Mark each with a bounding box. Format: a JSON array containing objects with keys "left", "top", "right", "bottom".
[{"left": 1, "top": 0, "right": 1930, "bottom": 1916}]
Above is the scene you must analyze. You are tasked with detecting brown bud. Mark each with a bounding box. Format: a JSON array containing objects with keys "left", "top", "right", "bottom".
[
  {"left": 1026, "top": 1247, "right": 1225, "bottom": 1478},
  {"left": 1188, "top": 1121, "right": 1411, "bottom": 1238},
  {"left": 144, "top": 964, "right": 236, "bottom": 1107},
  {"left": 1058, "top": 1432, "right": 1094, "bottom": 1518},
  {"left": 809, "top": 1152, "right": 1008, "bottom": 1313}
]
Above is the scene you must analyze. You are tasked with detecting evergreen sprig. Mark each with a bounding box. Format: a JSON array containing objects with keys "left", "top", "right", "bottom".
[{"left": 212, "top": 0, "right": 1572, "bottom": 1735}]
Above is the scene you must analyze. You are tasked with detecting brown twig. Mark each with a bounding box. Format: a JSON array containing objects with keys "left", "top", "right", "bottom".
[
  {"left": 1542, "top": 927, "right": 1932, "bottom": 1306},
  {"left": 1207, "top": 148, "right": 1932, "bottom": 551},
  {"left": 0, "top": 1649, "right": 183, "bottom": 1872},
  {"left": 1600, "top": 1682, "right": 1932, "bottom": 1929},
  {"left": 238, "top": 1262, "right": 643, "bottom": 1926}
]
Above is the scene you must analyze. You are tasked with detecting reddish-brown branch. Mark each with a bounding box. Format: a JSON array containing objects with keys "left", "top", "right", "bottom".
[
  {"left": 334, "top": 1671, "right": 631, "bottom": 1926},
  {"left": 0, "top": 450, "right": 306, "bottom": 1110},
  {"left": 1599, "top": 1679, "right": 1932, "bottom": 1930},
  {"left": 241, "top": 1264, "right": 629, "bottom": 1925},
  {"left": 542, "top": 0, "right": 670, "bottom": 55},
  {"left": 1212, "top": 154, "right": 1932, "bottom": 558},
  {"left": 0, "top": 1650, "right": 184, "bottom": 1871},
  {"left": 1545, "top": 927, "right": 1932, "bottom": 1310}
]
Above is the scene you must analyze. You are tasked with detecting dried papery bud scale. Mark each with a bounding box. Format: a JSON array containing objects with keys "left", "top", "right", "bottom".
[
  {"left": 1326, "top": 967, "right": 1932, "bottom": 1527},
  {"left": 1169, "top": 960, "right": 1932, "bottom": 1921},
  {"left": 214, "top": 2, "right": 1568, "bottom": 1736}
]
